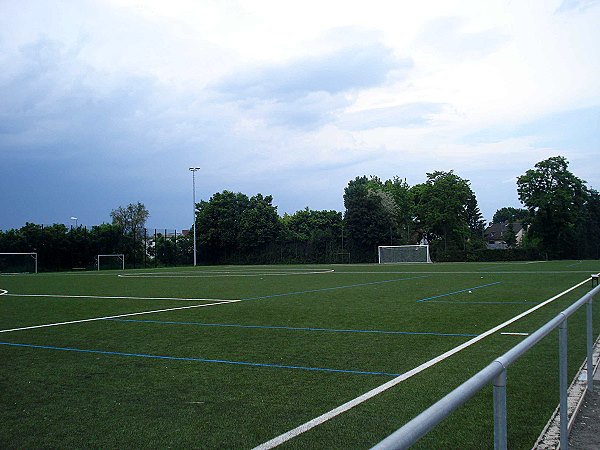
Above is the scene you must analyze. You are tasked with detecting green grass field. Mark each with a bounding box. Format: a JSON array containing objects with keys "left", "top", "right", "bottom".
[{"left": 1, "top": 261, "right": 599, "bottom": 449}]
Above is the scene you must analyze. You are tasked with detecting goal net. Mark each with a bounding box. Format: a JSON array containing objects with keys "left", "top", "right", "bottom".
[
  {"left": 97, "top": 254, "right": 125, "bottom": 271},
  {"left": 378, "top": 245, "right": 432, "bottom": 264},
  {"left": 0, "top": 253, "right": 38, "bottom": 273}
]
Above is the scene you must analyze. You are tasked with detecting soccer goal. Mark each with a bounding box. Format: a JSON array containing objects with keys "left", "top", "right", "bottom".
[
  {"left": 378, "top": 245, "right": 432, "bottom": 264},
  {"left": 97, "top": 254, "right": 125, "bottom": 271},
  {"left": 0, "top": 252, "right": 38, "bottom": 273}
]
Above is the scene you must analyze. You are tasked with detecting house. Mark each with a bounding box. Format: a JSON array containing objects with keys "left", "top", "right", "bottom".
[{"left": 484, "top": 221, "right": 525, "bottom": 249}]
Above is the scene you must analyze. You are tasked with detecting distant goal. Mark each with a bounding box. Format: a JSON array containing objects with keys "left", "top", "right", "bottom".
[
  {"left": 378, "top": 245, "right": 432, "bottom": 264},
  {"left": 0, "top": 252, "right": 38, "bottom": 273},
  {"left": 97, "top": 254, "right": 125, "bottom": 271}
]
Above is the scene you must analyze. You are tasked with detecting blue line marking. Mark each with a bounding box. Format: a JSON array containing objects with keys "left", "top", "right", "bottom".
[
  {"left": 241, "top": 275, "right": 430, "bottom": 301},
  {"left": 416, "top": 281, "right": 502, "bottom": 302},
  {"left": 107, "top": 319, "right": 478, "bottom": 337},
  {"left": 0, "top": 341, "right": 401, "bottom": 377}
]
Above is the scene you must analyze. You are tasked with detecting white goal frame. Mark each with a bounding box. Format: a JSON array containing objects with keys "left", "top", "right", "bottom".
[
  {"left": 378, "top": 245, "right": 432, "bottom": 264},
  {"left": 97, "top": 254, "right": 125, "bottom": 271},
  {"left": 0, "top": 252, "right": 38, "bottom": 273}
]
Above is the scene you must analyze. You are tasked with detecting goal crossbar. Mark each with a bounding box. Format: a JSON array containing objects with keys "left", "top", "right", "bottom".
[{"left": 378, "top": 245, "right": 432, "bottom": 264}]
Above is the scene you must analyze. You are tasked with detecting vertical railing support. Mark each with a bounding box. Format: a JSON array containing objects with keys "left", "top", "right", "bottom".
[
  {"left": 493, "top": 369, "right": 507, "bottom": 450},
  {"left": 587, "top": 298, "right": 593, "bottom": 392},
  {"left": 559, "top": 318, "right": 569, "bottom": 450}
]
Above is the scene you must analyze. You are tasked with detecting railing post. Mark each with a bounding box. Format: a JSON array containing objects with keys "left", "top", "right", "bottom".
[
  {"left": 587, "top": 298, "right": 593, "bottom": 392},
  {"left": 559, "top": 318, "right": 569, "bottom": 450},
  {"left": 493, "top": 369, "right": 507, "bottom": 450}
]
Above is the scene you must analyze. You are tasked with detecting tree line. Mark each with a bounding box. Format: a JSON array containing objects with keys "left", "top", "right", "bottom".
[
  {"left": 193, "top": 156, "right": 600, "bottom": 263},
  {"left": 0, "top": 204, "right": 192, "bottom": 271},
  {"left": 1, "top": 156, "right": 599, "bottom": 271}
]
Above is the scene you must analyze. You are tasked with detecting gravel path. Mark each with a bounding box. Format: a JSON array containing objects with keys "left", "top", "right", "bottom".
[{"left": 569, "top": 369, "right": 600, "bottom": 450}]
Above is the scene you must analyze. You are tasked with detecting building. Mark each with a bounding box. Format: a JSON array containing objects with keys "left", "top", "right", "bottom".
[{"left": 484, "top": 221, "right": 525, "bottom": 249}]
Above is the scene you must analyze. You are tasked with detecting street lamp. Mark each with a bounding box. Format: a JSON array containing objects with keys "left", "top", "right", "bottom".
[
  {"left": 70, "top": 217, "right": 78, "bottom": 228},
  {"left": 189, "top": 167, "right": 201, "bottom": 266}
]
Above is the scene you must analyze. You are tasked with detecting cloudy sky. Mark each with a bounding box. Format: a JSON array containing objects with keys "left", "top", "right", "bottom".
[{"left": 1, "top": 0, "right": 599, "bottom": 230}]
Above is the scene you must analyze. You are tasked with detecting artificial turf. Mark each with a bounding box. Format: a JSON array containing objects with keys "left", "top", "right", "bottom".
[{"left": 1, "top": 261, "right": 599, "bottom": 449}]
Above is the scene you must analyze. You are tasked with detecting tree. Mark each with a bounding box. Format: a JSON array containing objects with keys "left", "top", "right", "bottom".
[
  {"left": 517, "top": 156, "right": 587, "bottom": 258},
  {"left": 196, "top": 191, "right": 250, "bottom": 263},
  {"left": 492, "top": 207, "right": 529, "bottom": 224},
  {"left": 503, "top": 221, "right": 518, "bottom": 248},
  {"left": 465, "top": 190, "right": 486, "bottom": 237},
  {"left": 343, "top": 176, "right": 391, "bottom": 262},
  {"left": 281, "top": 208, "right": 343, "bottom": 262},
  {"left": 110, "top": 202, "right": 150, "bottom": 235},
  {"left": 575, "top": 188, "right": 600, "bottom": 259},
  {"left": 238, "top": 193, "right": 281, "bottom": 252},
  {"left": 196, "top": 191, "right": 281, "bottom": 263},
  {"left": 89, "top": 223, "right": 125, "bottom": 256},
  {"left": 382, "top": 177, "right": 414, "bottom": 244},
  {"left": 283, "top": 208, "right": 342, "bottom": 241},
  {"left": 412, "top": 171, "right": 483, "bottom": 254},
  {"left": 109, "top": 202, "right": 150, "bottom": 268}
]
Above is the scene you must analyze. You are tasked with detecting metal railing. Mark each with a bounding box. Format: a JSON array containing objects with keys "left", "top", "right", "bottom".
[{"left": 372, "top": 278, "right": 600, "bottom": 450}]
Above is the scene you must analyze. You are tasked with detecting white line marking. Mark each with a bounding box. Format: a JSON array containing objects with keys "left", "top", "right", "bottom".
[
  {"left": 4, "top": 293, "right": 227, "bottom": 302},
  {"left": 0, "top": 289, "right": 7, "bottom": 296},
  {"left": 0, "top": 299, "right": 240, "bottom": 334},
  {"left": 501, "top": 332, "right": 530, "bottom": 336},
  {"left": 118, "top": 269, "right": 335, "bottom": 278},
  {"left": 332, "top": 270, "right": 594, "bottom": 275},
  {"left": 253, "top": 277, "right": 592, "bottom": 450}
]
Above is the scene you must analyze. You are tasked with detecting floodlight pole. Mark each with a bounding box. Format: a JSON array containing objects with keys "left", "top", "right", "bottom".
[
  {"left": 189, "top": 167, "right": 201, "bottom": 266},
  {"left": 70, "top": 217, "right": 78, "bottom": 228}
]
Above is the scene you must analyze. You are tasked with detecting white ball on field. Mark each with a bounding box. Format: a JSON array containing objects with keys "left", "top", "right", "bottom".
[{"left": 468, "top": 290, "right": 472, "bottom": 294}]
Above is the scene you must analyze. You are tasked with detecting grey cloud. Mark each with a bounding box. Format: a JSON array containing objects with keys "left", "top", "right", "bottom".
[
  {"left": 338, "top": 102, "right": 446, "bottom": 130},
  {"left": 213, "top": 40, "right": 412, "bottom": 129},
  {"left": 238, "top": 92, "right": 350, "bottom": 130},
  {"left": 218, "top": 43, "right": 411, "bottom": 101}
]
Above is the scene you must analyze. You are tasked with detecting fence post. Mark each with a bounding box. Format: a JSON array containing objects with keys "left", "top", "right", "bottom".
[
  {"left": 493, "top": 368, "right": 507, "bottom": 450},
  {"left": 559, "top": 318, "right": 569, "bottom": 450},
  {"left": 587, "top": 298, "right": 593, "bottom": 392}
]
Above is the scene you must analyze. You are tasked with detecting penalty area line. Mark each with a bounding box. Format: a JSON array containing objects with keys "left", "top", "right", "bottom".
[
  {"left": 416, "top": 281, "right": 502, "bottom": 302},
  {"left": 0, "top": 299, "right": 240, "bottom": 334},
  {"left": 253, "top": 276, "right": 592, "bottom": 450}
]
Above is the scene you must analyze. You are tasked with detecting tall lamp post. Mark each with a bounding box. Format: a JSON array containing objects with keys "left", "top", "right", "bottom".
[
  {"left": 189, "top": 167, "right": 201, "bottom": 266},
  {"left": 70, "top": 217, "right": 78, "bottom": 229}
]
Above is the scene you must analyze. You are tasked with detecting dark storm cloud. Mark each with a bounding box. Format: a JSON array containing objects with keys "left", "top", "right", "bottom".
[{"left": 0, "top": 36, "right": 159, "bottom": 163}]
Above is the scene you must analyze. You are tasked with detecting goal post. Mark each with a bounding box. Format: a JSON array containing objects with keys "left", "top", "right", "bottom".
[
  {"left": 97, "top": 254, "right": 125, "bottom": 271},
  {"left": 0, "top": 252, "right": 38, "bottom": 273},
  {"left": 378, "top": 245, "right": 432, "bottom": 264}
]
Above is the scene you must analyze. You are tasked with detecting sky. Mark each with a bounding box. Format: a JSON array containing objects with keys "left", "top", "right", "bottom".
[{"left": 1, "top": 0, "right": 599, "bottom": 231}]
